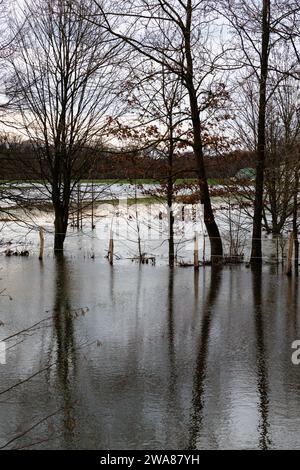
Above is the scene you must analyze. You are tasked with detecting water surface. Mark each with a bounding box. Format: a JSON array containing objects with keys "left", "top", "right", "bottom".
[{"left": 0, "top": 258, "right": 300, "bottom": 449}]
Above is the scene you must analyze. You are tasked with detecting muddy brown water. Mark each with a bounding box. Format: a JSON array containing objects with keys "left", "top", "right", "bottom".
[{"left": 0, "top": 257, "right": 300, "bottom": 449}]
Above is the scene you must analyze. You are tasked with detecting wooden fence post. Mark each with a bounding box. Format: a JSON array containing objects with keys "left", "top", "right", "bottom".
[
  {"left": 39, "top": 227, "right": 45, "bottom": 260},
  {"left": 194, "top": 232, "right": 199, "bottom": 271},
  {"left": 108, "top": 230, "right": 114, "bottom": 265}
]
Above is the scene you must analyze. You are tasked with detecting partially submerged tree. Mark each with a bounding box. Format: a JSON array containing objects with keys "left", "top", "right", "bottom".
[
  {"left": 221, "top": 0, "right": 300, "bottom": 264},
  {"left": 90, "top": 0, "right": 230, "bottom": 263},
  {"left": 7, "top": 0, "right": 123, "bottom": 252},
  {"left": 226, "top": 73, "right": 300, "bottom": 238},
  {"left": 220, "top": 0, "right": 271, "bottom": 264},
  {"left": 120, "top": 64, "right": 188, "bottom": 267},
  {"left": 137, "top": 69, "right": 185, "bottom": 267}
]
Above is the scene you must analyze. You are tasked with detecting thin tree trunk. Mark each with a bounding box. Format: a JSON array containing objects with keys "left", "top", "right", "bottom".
[
  {"left": 293, "top": 170, "right": 299, "bottom": 272},
  {"left": 134, "top": 187, "right": 143, "bottom": 262},
  {"left": 167, "top": 115, "right": 175, "bottom": 268},
  {"left": 91, "top": 181, "right": 95, "bottom": 230},
  {"left": 194, "top": 232, "right": 199, "bottom": 271},
  {"left": 77, "top": 184, "right": 80, "bottom": 229},
  {"left": 250, "top": 0, "right": 270, "bottom": 265},
  {"left": 168, "top": 194, "right": 175, "bottom": 267}
]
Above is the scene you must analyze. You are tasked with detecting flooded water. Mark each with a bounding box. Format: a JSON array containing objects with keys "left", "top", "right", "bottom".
[
  {"left": 0, "top": 198, "right": 286, "bottom": 266},
  {"left": 1, "top": 257, "right": 300, "bottom": 450}
]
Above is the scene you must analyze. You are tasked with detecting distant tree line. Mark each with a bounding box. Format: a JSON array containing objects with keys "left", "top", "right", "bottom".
[{"left": 0, "top": 140, "right": 253, "bottom": 180}]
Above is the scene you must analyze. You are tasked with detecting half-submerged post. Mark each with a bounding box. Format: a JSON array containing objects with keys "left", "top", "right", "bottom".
[
  {"left": 39, "top": 227, "right": 45, "bottom": 260},
  {"left": 108, "top": 230, "right": 114, "bottom": 265},
  {"left": 91, "top": 181, "right": 95, "bottom": 230},
  {"left": 286, "top": 232, "right": 294, "bottom": 276},
  {"left": 194, "top": 232, "right": 199, "bottom": 271},
  {"left": 77, "top": 183, "right": 80, "bottom": 229}
]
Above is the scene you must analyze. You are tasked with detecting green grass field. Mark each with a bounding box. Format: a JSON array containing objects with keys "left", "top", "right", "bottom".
[{"left": 0, "top": 178, "right": 220, "bottom": 188}]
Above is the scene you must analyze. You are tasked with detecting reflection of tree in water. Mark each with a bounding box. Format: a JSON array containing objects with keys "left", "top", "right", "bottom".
[
  {"left": 163, "top": 267, "right": 184, "bottom": 449},
  {"left": 167, "top": 268, "right": 177, "bottom": 393},
  {"left": 188, "top": 267, "right": 223, "bottom": 450},
  {"left": 51, "top": 256, "right": 77, "bottom": 444},
  {"left": 0, "top": 257, "right": 81, "bottom": 449},
  {"left": 252, "top": 267, "right": 271, "bottom": 450}
]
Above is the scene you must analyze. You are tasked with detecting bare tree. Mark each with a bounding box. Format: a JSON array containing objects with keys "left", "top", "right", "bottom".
[
  {"left": 221, "top": 0, "right": 271, "bottom": 264},
  {"left": 89, "top": 0, "right": 230, "bottom": 263},
  {"left": 227, "top": 73, "right": 300, "bottom": 237},
  {"left": 7, "top": 0, "right": 124, "bottom": 252},
  {"left": 274, "top": 3, "right": 300, "bottom": 268},
  {"left": 252, "top": 0, "right": 271, "bottom": 264},
  {"left": 221, "top": 0, "right": 300, "bottom": 264},
  {"left": 121, "top": 63, "right": 188, "bottom": 266}
]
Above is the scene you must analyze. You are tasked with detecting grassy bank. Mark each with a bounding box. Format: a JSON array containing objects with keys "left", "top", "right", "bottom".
[{"left": 0, "top": 178, "right": 220, "bottom": 188}]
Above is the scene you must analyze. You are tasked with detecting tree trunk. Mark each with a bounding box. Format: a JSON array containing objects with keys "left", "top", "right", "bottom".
[
  {"left": 190, "top": 103, "right": 223, "bottom": 263},
  {"left": 293, "top": 170, "right": 299, "bottom": 272},
  {"left": 54, "top": 206, "right": 68, "bottom": 253},
  {"left": 184, "top": 1, "right": 223, "bottom": 264},
  {"left": 250, "top": 0, "right": 270, "bottom": 265},
  {"left": 286, "top": 231, "right": 294, "bottom": 276},
  {"left": 168, "top": 201, "right": 175, "bottom": 268},
  {"left": 167, "top": 118, "right": 175, "bottom": 268}
]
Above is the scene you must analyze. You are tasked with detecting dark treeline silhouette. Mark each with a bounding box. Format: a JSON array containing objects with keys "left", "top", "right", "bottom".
[{"left": 0, "top": 143, "right": 253, "bottom": 181}]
